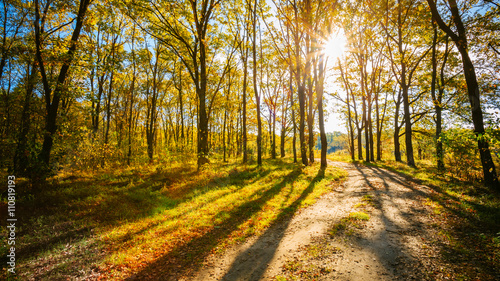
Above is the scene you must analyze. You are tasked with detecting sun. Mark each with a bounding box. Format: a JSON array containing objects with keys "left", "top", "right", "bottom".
[{"left": 323, "top": 31, "right": 347, "bottom": 60}]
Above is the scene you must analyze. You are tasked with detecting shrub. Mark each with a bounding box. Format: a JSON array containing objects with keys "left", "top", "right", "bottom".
[{"left": 442, "top": 128, "right": 481, "bottom": 181}]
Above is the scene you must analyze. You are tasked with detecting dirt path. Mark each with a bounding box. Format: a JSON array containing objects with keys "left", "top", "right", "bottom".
[{"left": 188, "top": 161, "right": 438, "bottom": 280}]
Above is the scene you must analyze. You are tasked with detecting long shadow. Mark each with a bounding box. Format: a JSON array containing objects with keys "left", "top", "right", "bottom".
[
  {"left": 340, "top": 164, "right": 500, "bottom": 279},
  {"left": 334, "top": 164, "right": 436, "bottom": 278},
  {"left": 219, "top": 169, "right": 326, "bottom": 281},
  {"left": 124, "top": 166, "right": 304, "bottom": 280},
  {"left": 15, "top": 162, "right": 281, "bottom": 277},
  {"left": 368, "top": 164, "right": 500, "bottom": 230}
]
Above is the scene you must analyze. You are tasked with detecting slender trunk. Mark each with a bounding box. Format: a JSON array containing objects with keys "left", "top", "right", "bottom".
[
  {"left": 394, "top": 88, "right": 402, "bottom": 162},
  {"left": 14, "top": 62, "right": 36, "bottom": 174},
  {"left": 375, "top": 92, "right": 381, "bottom": 161},
  {"left": 280, "top": 94, "right": 286, "bottom": 158},
  {"left": 401, "top": 82, "right": 415, "bottom": 167},
  {"left": 431, "top": 23, "right": 445, "bottom": 170},
  {"left": 223, "top": 108, "right": 227, "bottom": 162},
  {"left": 363, "top": 95, "right": 369, "bottom": 162},
  {"left": 317, "top": 54, "right": 327, "bottom": 168},
  {"left": 396, "top": 0, "right": 415, "bottom": 167},
  {"left": 347, "top": 96, "right": 355, "bottom": 161},
  {"left": 242, "top": 56, "right": 248, "bottom": 163},
  {"left": 223, "top": 72, "right": 231, "bottom": 162},
  {"left": 127, "top": 28, "right": 137, "bottom": 165},
  {"left": 104, "top": 71, "right": 114, "bottom": 145},
  {"left": 127, "top": 74, "right": 135, "bottom": 165},
  {"left": 251, "top": 0, "right": 262, "bottom": 165},
  {"left": 436, "top": 36, "right": 449, "bottom": 169},
  {"left": 293, "top": 4, "right": 307, "bottom": 166},
  {"left": 339, "top": 59, "right": 355, "bottom": 161},
  {"left": 290, "top": 63, "right": 297, "bottom": 163},
  {"left": 368, "top": 97, "right": 374, "bottom": 162},
  {"left": 358, "top": 128, "right": 363, "bottom": 160},
  {"left": 280, "top": 126, "right": 285, "bottom": 157},
  {"left": 92, "top": 74, "right": 105, "bottom": 137},
  {"left": 307, "top": 76, "right": 314, "bottom": 163},
  {"left": 179, "top": 70, "right": 184, "bottom": 143},
  {"left": 272, "top": 109, "right": 276, "bottom": 159}
]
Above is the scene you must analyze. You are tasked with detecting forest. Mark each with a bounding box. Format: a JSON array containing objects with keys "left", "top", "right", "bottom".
[{"left": 1, "top": 0, "right": 499, "bottom": 280}]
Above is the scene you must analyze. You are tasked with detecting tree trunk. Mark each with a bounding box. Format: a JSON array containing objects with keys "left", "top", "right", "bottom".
[
  {"left": 358, "top": 127, "right": 364, "bottom": 160},
  {"left": 401, "top": 82, "right": 415, "bottom": 167},
  {"left": 431, "top": 22, "right": 445, "bottom": 170},
  {"left": 280, "top": 94, "right": 286, "bottom": 158},
  {"left": 104, "top": 70, "right": 114, "bottom": 145},
  {"left": 252, "top": 0, "right": 262, "bottom": 166},
  {"left": 375, "top": 92, "right": 381, "bottom": 161},
  {"left": 272, "top": 109, "right": 276, "bottom": 159},
  {"left": 368, "top": 99, "right": 374, "bottom": 162},
  {"left": 14, "top": 62, "right": 36, "bottom": 175},
  {"left": 394, "top": 89, "right": 402, "bottom": 162},
  {"left": 363, "top": 95, "right": 370, "bottom": 162},
  {"left": 242, "top": 54, "right": 248, "bottom": 163},
  {"left": 307, "top": 76, "right": 314, "bottom": 163},
  {"left": 290, "top": 58, "right": 297, "bottom": 163},
  {"left": 317, "top": 54, "right": 327, "bottom": 168},
  {"left": 178, "top": 67, "right": 184, "bottom": 147},
  {"left": 396, "top": 0, "right": 415, "bottom": 167},
  {"left": 197, "top": 37, "right": 209, "bottom": 167}
]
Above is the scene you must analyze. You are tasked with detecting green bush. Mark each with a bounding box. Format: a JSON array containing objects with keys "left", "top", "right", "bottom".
[{"left": 442, "top": 128, "right": 481, "bottom": 181}]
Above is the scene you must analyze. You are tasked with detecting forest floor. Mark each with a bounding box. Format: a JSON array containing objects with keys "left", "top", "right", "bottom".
[
  {"left": 189, "top": 161, "right": 500, "bottom": 281},
  {"left": 2, "top": 158, "right": 499, "bottom": 280}
]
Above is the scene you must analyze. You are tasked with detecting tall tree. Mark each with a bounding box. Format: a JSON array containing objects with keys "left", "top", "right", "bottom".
[
  {"left": 427, "top": 0, "right": 499, "bottom": 189},
  {"left": 251, "top": 0, "right": 262, "bottom": 165},
  {"left": 381, "top": 0, "right": 431, "bottom": 167},
  {"left": 34, "top": 0, "right": 92, "bottom": 170}
]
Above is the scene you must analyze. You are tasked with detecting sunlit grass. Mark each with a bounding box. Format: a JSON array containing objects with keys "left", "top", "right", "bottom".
[
  {"left": 348, "top": 211, "right": 370, "bottom": 221},
  {"left": 12, "top": 156, "right": 346, "bottom": 280}
]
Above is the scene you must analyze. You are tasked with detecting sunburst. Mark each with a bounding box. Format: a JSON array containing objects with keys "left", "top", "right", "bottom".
[{"left": 323, "top": 31, "right": 347, "bottom": 60}]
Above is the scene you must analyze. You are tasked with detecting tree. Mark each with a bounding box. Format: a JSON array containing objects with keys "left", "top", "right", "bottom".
[
  {"left": 426, "top": 0, "right": 499, "bottom": 189},
  {"left": 381, "top": 0, "right": 431, "bottom": 167},
  {"left": 251, "top": 0, "right": 262, "bottom": 165},
  {"left": 34, "top": 0, "right": 92, "bottom": 171}
]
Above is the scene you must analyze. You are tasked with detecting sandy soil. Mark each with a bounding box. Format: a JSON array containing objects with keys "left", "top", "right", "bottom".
[{"left": 187, "top": 161, "right": 439, "bottom": 281}]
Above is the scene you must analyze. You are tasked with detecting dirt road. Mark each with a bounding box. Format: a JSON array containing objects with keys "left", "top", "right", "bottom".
[{"left": 189, "top": 161, "right": 439, "bottom": 280}]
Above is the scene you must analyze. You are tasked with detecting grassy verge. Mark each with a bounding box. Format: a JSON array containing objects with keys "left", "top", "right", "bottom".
[{"left": 1, "top": 157, "right": 346, "bottom": 280}]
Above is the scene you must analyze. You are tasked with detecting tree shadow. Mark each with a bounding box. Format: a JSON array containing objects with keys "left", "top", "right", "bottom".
[
  {"left": 124, "top": 166, "right": 308, "bottom": 280},
  {"left": 218, "top": 169, "right": 326, "bottom": 281},
  {"left": 337, "top": 164, "right": 500, "bottom": 279},
  {"left": 14, "top": 161, "right": 284, "bottom": 279}
]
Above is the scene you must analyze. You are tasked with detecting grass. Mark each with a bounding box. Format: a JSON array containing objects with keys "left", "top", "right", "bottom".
[
  {"left": 0, "top": 156, "right": 346, "bottom": 280},
  {"left": 354, "top": 194, "right": 375, "bottom": 208},
  {"left": 329, "top": 207, "right": 372, "bottom": 238},
  {"left": 348, "top": 211, "right": 370, "bottom": 221}
]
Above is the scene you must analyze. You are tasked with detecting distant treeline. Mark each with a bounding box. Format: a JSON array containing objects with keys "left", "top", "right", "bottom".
[{"left": 316, "top": 132, "right": 347, "bottom": 154}]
